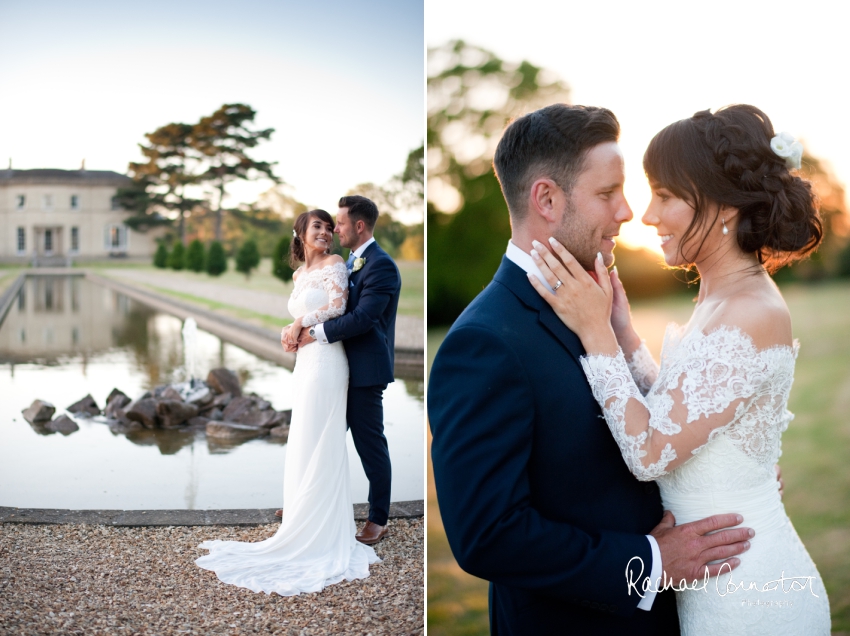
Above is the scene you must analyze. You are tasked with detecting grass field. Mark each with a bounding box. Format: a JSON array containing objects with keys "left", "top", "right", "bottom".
[
  {"left": 426, "top": 280, "right": 850, "bottom": 635},
  {"left": 81, "top": 257, "right": 424, "bottom": 318}
]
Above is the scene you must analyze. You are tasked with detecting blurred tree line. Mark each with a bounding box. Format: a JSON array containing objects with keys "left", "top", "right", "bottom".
[
  {"left": 120, "top": 104, "right": 424, "bottom": 278},
  {"left": 427, "top": 40, "right": 850, "bottom": 327}
]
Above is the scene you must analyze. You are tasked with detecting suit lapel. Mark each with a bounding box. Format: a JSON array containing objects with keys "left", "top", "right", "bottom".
[
  {"left": 493, "top": 256, "right": 586, "bottom": 365},
  {"left": 349, "top": 241, "right": 378, "bottom": 281}
]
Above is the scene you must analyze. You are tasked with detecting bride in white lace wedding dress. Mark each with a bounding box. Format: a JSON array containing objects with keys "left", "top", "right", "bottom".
[
  {"left": 196, "top": 210, "right": 379, "bottom": 595},
  {"left": 529, "top": 105, "right": 831, "bottom": 634}
]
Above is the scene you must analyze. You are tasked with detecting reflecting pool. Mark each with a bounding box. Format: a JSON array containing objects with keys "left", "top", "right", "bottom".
[{"left": 0, "top": 275, "right": 424, "bottom": 509}]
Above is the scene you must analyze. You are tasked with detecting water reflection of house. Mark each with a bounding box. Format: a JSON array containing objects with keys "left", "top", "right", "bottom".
[
  {"left": 0, "top": 168, "right": 162, "bottom": 265},
  {"left": 0, "top": 276, "right": 141, "bottom": 362}
]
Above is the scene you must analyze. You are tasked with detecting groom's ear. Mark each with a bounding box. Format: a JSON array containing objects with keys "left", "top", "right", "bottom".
[{"left": 529, "top": 178, "right": 564, "bottom": 224}]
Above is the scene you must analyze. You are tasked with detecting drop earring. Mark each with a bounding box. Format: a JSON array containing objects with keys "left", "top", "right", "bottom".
[{"left": 722, "top": 218, "right": 729, "bottom": 235}]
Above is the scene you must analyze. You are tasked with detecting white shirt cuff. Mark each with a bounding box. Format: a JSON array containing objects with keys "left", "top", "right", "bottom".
[
  {"left": 313, "top": 322, "right": 329, "bottom": 344},
  {"left": 636, "top": 535, "right": 662, "bottom": 611}
]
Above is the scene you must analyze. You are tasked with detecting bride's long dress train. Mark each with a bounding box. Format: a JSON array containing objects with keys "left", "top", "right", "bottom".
[{"left": 196, "top": 262, "right": 379, "bottom": 595}]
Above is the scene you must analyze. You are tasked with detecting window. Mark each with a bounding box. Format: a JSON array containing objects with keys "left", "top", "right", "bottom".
[
  {"left": 43, "top": 194, "right": 53, "bottom": 209},
  {"left": 16, "top": 195, "right": 25, "bottom": 209},
  {"left": 104, "top": 224, "right": 129, "bottom": 251},
  {"left": 70, "top": 227, "right": 79, "bottom": 252},
  {"left": 44, "top": 229, "right": 53, "bottom": 253},
  {"left": 16, "top": 227, "right": 25, "bottom": 253},
  {"left": 70, "top": 194, "right": 79, "bottom": 209},
  {"left": 110, "top": 196, "right": 120, "bottom": 211}
]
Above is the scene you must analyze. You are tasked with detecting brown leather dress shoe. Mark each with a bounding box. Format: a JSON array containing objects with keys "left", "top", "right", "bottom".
[
  {"left": 355, "top": 520, "right": 388, "bottom": 545},
  {"left": 274, "top": 509, "right": 283, "bottom": 518}
]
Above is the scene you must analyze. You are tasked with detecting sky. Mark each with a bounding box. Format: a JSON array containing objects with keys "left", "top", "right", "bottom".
[
  {"left": 0, "top": 0, "right": 424, "bottom": 220},
  {"left": 427, "top": 0, "right": 850, "bottom": 252}
]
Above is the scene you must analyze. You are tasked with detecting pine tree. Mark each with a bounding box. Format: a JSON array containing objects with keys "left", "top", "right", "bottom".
[
  {"left": 153, "top": 243, "right": 169, "bottom": 268},
  {"left": 272, "top": 236, "right": 295, "bottom": 282},
  {"left": 206, "top": 241, "right": 227, "bottom": 276},
  {"left": 235, "top": 239, "right": 261, "bottom": 279},
  {"left": 186, "top": 239, "right": 206, "bottom": 272},
  {"left": 169, "top": 242, "right": 186, "bottom": 270}
]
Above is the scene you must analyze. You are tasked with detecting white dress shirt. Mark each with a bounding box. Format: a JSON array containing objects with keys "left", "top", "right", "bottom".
[
  {"left": 312, "top": 237, "right": 376, "bottom": 344},
  {"left": 505, "top": 240, "right": 662, "bottom": 611}
]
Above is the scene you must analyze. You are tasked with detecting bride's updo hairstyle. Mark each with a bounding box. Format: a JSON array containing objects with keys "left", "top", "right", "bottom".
[
  {"left": 643, "top": 104, "right": 822, "bottom": 272},
  {"left": 289, "top": 209, "right": 335, "bottom": 267}
]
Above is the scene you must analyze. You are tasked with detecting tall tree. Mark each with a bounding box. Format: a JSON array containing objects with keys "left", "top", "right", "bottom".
[
  {"left": 427, "top": 41, "right": 572, "bottom": 325},
  {"left": 193, "top": 104, "right": 280, "bottom": 241},
  {"left": 124, "top": 122, "right": 204, "bottom": 243}
]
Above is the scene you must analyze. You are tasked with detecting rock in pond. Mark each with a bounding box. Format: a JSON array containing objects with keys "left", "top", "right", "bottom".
[
  {"left": 67, "top": 394, "right": 100, "bottom": 417},
  {"left": 106, "top": 388, "right": 129, "bottom": 404},
  {"left": 125, "top": 398, "right": 159, "bottom": 429},
  {"left": 104, "top": 393, "right": 132, "bottom": 419},
  {"left": 268, "top": 410, "right": 292, "bottom": 428},
  {"left": 199, "top": 392, "right": 231, "bottom": 415},
  {"left": 207, "top": 368, "right": 242, "bottom": 397},
  {"left": 186, "top": 416, "right": 212, "bottom": 429},
  {"left": 238, "top": 409, "right": 279, "bottom": 428},
  {"left": 206, "top": 421, "right": 268, "bottom": 440},
  {"left": 46, "top": 414, "right": 79, "bottom": 435},
  {"left": 22, "top": 400, "right": 56, "bottom": 424},
  {"left": 269, "top": 424, "right": 290, "bottom": 440},
  {"left": 220, "top": 396, "right": 256, "bottom": 421},
  {"left": 156, "top": 400, "right": 199, "bottom": 429},
  {"left": 160, "top": 386, "right": 183, "bottom": 402}
]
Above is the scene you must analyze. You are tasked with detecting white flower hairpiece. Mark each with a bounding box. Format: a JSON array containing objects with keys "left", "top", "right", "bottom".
[
  {"left": 292, "top": 229, "right": 297, "bottom": 238},
  {"left": 770, "top": 132, "right": 803, "bottom": 170}
]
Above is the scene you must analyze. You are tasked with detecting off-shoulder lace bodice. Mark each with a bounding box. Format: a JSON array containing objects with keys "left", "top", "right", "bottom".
[
  {"left": 581, "top": 323, "right": 830, "bottom": 634},
  {"left": 581, "top": 323, "right": 798, "bottom": 485},
  {"left": 287, "top": 261, "right": 348, "bottom": 327}
]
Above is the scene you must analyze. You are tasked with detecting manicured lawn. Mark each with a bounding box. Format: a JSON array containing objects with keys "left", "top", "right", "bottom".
[
  {"left": 82, "top": 257, "right": 424, "bottom": 318},
  {"left": 426, "top": 280, "right": 850, "bottom": 635}
]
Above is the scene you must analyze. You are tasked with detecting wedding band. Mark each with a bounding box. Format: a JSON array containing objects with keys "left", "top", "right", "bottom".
[{"left": 553, "top": 280, "right": 563, "bottom": 291}]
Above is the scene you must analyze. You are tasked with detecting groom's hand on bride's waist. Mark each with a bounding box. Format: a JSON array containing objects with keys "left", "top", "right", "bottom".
[{"left": 650, "top": 510, "right": 755, "bottom": 585}]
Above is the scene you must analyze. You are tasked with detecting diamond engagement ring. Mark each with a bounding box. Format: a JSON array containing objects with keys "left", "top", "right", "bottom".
[{"left": 553, "top": 280, "right": 563, "bottom": 291}]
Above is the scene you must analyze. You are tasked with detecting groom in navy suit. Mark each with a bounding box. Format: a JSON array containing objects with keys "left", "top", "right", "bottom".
[
  {"left": 429, "top": 105, "right": 754, "bottom": 634},
  {"left": 298, "top": 195, "right": 401, "bottom": 544}
]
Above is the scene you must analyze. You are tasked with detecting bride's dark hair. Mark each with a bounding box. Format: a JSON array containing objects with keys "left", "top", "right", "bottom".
[
  {"left": 643, "top": 104, "right": 822, "bottom": 273},
  {"left": 289, "top": 209, "right": 335, "bottom": 268}
]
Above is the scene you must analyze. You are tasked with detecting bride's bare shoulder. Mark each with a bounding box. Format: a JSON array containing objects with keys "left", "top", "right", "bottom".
[
  {"left": 707, "top": 286, "right": 792, "bottom": 350},
  {"left": 323, "top": 254, "right": 345, "bottom": 267}
]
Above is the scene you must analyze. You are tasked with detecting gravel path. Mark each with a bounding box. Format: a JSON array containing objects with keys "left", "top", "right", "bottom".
[
  {"left": 103, "top": 269, "right": 424, "bottom": 352},
  {"left": 0, "top": 518, "right": 423, "bottom": 635}
]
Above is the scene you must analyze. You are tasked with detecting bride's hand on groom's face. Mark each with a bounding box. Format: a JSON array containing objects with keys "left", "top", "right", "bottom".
[{"left": 528, "top": 238, "right": 616, "bottom": 352}]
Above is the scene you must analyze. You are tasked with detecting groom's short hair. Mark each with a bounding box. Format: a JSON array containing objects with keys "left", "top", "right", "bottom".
[
  {"left": 339, "top": 195, "right": 379, "bottom": 230},
  {"left": 493, "top": 104, "right": 620, "bottom": 219}
]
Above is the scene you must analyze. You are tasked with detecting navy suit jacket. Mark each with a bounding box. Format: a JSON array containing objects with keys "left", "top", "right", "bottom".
[
  {"left": 428, "top": 257, "right": 679, "bottom": 635},
  {"left": 323, "top": 241, "right": 401, "bottom": 388}
]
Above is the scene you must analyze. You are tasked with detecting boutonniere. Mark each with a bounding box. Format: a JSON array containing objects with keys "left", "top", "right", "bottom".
[{"left": 352, "top": 257, "right": 366, "bottom": 272}]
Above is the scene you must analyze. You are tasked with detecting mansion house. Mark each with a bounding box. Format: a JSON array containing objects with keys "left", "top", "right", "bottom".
[{"left": 0, "top": 168, "right": 162, "bottom": 265}]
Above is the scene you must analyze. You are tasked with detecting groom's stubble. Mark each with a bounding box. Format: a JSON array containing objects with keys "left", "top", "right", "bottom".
[{"left": 552, "top": 192, "right": 606, "bottom": 271}]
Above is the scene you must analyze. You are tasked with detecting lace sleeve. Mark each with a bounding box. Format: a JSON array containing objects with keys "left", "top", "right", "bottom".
[
  {"left": 626, "top": 341, "right": 658, "bottom": 396},
  {"left": 580, "top": 328, "right": 773, "bottom": 481},
  {"left": 300, "top": 262, "right": 349, "bottom": 327}
]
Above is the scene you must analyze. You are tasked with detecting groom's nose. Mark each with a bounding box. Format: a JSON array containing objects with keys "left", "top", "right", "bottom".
[{"left": 615, "top": 196, "right": 634, "bottom": 223}]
